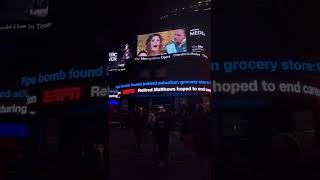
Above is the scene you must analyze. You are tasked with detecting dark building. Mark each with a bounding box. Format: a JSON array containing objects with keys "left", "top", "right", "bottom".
[{"left": 0, "top": 0, "right": 319, "bottom": 180}]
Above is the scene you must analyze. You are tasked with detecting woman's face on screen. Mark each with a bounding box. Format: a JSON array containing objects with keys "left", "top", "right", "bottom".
[{"left": 149, "top": 36, "right": 161, "bottom": 52}]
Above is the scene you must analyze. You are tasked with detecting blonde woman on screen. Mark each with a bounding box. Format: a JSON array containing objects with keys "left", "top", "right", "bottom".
[{"left": 138, "top": 33, "right": 163, "bottom": 57}]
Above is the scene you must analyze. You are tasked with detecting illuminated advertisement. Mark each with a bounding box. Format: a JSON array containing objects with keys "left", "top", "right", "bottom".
[
  {"left": 20, "top": 65, "right": 108, "bottom": 88},
  {"left": 0, "top": 0, "right": 52, "bottom": 31},
  {"left": 42, "top": 87, "right": 81, "bottom": 104},
  {"left": 0, "top": 104, "right": 28, "bottom": 115},
  {"left": 137, "top": 29, "right": 188, "bottom": 57},
  {"left": 135, "top": 27, "right": 209, "bottom": 61},
  {"left": 120, "top": 86, "right": 211, "bottom": 97},
  {"left": 0, "top": 123, "right": 28, "bottom": 137},
  {"left": 108, "top": 89, "right": 120, "bottom": 99},
  {"left": 211, "top": 59, "right": 320, "bottom": 74},
  {"left": 122, "top": 43, "right": 132, "bottom": 62},
  {"left": 115, "top": 80, "right": 212, "bottom": 97},
  {"left": 108, "top": 43, "right": 133, "bottom": 72}
]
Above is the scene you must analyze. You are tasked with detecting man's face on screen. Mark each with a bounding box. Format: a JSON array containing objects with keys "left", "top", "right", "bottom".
[{"left": 174, "top": 29, "right": 186, "bottom": 44}]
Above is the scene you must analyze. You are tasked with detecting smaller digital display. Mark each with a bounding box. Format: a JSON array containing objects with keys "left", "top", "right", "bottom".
[
  {"left": 108, "top": 43, "right": 133, "bottom": 72},
  {"left": 135, "top": 27, "right": 210, "bottom": 61}
]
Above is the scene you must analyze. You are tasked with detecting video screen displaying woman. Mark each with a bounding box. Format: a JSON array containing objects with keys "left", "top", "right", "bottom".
[{"left": 137, "top": 29, "right": 187, "bottom": 57}]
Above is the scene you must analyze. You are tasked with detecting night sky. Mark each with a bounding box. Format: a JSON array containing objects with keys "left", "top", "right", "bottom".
[{"left": 0, "top": 0, "right": 320, "bottom": 88}]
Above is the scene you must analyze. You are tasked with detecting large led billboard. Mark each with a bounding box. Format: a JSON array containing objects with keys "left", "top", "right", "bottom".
[
  {"left": 135, "top": 27, "right": 209, "bottom": 61},
  {"left": 137, "top": 29, "right": 188, "bottom": 57}
]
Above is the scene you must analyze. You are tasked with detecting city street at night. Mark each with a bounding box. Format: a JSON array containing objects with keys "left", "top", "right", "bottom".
[
  {"left": 1, "top": 0, "right": 320, "bottom": 179},
  {"left": 110, "top": 127, "right": 201, "bottom": 180}
]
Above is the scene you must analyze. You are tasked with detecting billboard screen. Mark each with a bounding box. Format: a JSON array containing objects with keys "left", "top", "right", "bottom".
[
  {"left": 135, "top": 27, "right": 209, "bottom": 61},
  {"left": 137, "top": 29, "right": 188, "bottom": 57}
]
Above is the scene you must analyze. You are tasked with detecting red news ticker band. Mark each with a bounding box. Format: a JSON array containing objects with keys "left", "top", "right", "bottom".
[{"left": 42, "top": 87, "right": 81, "bottom": 103}]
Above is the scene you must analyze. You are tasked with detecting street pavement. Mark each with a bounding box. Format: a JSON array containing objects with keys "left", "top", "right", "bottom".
[{"left": 110, "top": 128, "right": 200, "bottom": 180}]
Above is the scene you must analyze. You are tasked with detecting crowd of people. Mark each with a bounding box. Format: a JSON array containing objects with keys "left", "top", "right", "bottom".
[{"left": 122, "top": 102, "right": 211, "bottom": 180}]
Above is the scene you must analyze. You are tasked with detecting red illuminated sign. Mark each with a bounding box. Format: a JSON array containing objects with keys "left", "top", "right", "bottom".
[
  {"left": 122, "top": 88, "right": 136, "bottom": 95},
  {"left": 42, "top": 87, "right": 81, "bottom": 104}
]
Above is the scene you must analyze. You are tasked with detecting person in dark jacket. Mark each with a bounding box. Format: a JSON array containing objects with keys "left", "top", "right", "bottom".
[
  {"left": 134, "top": 106, "right": 147, "bottom": 152},
  {"left": 155, "top": 106, "right": 171, "bottom": 167},
  {"left": 180, "top": 106, "right": 194, "bottom": 156},
  {"left": 88, "top": 144, "right": 107, "bottom": 180}
]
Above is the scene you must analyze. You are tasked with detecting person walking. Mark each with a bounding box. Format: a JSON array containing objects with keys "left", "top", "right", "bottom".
[
  {"left": 181, "top": 106, "right": 194, "bottom": 157},
  {"left": 89, "top": 144, "right": 107, "bottom": 180},
  {"left": 155, "top": 106, "right": 170, "bottom": 167},
  {"left": 133, "top": 106, "right": 146, "bottom": 152},
  {"left": 148, "top": 108, "right": 158, "bottom": 163}
]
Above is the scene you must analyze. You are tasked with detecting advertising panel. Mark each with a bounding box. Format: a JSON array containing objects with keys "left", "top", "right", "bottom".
[{"left": 135, "top": 27, "right": 209, "bottom": 61}]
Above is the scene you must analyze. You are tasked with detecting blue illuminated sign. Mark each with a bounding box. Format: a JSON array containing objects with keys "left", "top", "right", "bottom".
[
  {"left": 109, "top": 100, "right": 119, "bottom": 106},
  {"left": 20, "top": 65, "right": 109, "bottom": 87},
  {"left": 211, "top": 59, "right": 320, "bottom": 73},
  {"left": 0, "top": 90, "right": 27, "bottom": 99},
  {"left": 0, "top": 123, "right": 28, "bottom": 137},
  {"left": 115, "top": 80, "right": 211, "bottom": 89}
]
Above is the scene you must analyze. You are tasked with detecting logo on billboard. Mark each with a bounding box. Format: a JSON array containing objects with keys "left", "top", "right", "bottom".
[
  {"left": 122, "top": 89, "right": 136, "bottom": 95},
  {"left": 109, "top": 90, "right": 120, "bottom": 99},
  {"left": 109, "top": 52, "right": 118, "bottom": 62},
  {"left": 191, "top": 45, "right": 205, "bottom": 52},
  {"left": 42, "top": 87, "right": 81, "bottom": 104},
  {"left": 190, "top": 29, "right": 206, "bottom": 37}
]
